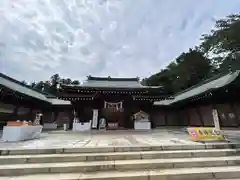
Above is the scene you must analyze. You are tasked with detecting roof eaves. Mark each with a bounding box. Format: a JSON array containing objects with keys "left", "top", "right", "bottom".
[
  {"left": 87, "top": 76, "right": 140, "bottom": 82},
  {"left": 0, "top": 73, "right": 52, "bottom": 103},
  {"left": 173, "top": 71, "right": 232, "bottom": 97},
  {"left": 154, "top": 70, "right": 240, "bottom": 106},
  {"left": 60, "top": 84, "right": 163, "bottom": 90},
  {"left": 48, "top": 98, "right": 71, "bottom": 105}
]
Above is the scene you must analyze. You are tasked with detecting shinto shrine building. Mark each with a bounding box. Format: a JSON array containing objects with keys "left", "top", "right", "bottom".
[
  {"left": 1, "top": 70, "right": 240, "bottom": 129},
  {"left": 57, "top": 76, "right": 169, "bottom": 129}
]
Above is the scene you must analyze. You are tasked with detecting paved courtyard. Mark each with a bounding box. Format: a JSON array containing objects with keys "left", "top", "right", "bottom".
[
  {"left": 0, "top": 128, "right": 240, "bottom": 149},
  {"left": 0, "top": 129, "right": 196, "bottom": 149}
]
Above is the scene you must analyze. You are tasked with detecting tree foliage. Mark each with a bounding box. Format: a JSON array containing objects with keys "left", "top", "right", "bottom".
[
  {"left": 144, "top": 13, "right": 240, "bottom": 93},
  {"left": 200, "top": 14, "right": 240, "bottom": 56},
  {"left": 144, "top": 49, "right": 211, "bottom": 93},
  {"left": 31, "top": 74, "right": 80, "bottom": 95}
]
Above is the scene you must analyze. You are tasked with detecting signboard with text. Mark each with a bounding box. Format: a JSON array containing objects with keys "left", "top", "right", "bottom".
[{"left": 187, "top": 127, "right": 225, "bottom": 141}]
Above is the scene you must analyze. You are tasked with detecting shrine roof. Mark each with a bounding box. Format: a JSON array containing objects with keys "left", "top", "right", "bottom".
[
  {"left": 154, "top": 70, "right": 240, "bottom": 106},
  {"left": 0, "top": 73, "right": 71, "bottom": 105},
  {"left": 61, "top": 76, "right": 162, "bottom": 89},
  {"left": 87, "top": 76, "right": 140, "bottom": 82}
]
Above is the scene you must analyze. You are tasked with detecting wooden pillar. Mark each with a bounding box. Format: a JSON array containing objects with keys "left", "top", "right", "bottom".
[
  {"left": 68, "top": 107, "right": 74, "bottom": 130},
  {"left": 230, "top": 103, "right": 239, "bottom": 127},
  {"left": 212, "top": 104, "right": 223, "bottom": 127},
  {"left": 26, "top": 108, "right": 33, "bottom": 121},
  {"left": 12, "top": 106, "right": 19, "bottom": 121},
  {"left": 196, "top": 106, "right": 204, "bottom": 126},
  {"left": 186, "top": 107, "right": 191, "bottom": 127},
  {"left": 164, "top": 109, "right": 168, "bottom": 126}
]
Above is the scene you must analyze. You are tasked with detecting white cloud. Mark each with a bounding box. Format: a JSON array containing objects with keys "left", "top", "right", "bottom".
[{"left": 0, "top": 0, "right": 240, "bottom": 82}]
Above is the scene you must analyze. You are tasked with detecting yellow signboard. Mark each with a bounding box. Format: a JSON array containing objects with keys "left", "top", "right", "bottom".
[{"left": 187, "top": 127, "right": 226, "bottom": 141}]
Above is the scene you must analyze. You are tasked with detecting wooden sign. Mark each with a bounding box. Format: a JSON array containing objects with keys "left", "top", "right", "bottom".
[{"left": 187, "top": 127, "right": 225, "bottom": 141}]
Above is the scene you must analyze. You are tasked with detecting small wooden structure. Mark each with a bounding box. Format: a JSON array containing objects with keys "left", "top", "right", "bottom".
[{"left": 134, "top": 111, "right": 149, "bottom": 121}]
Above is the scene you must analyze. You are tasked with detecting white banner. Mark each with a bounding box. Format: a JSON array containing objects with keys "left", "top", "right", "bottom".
[
  {"left": 212, "top": 109, "right": 220, "bottom": 130},
  {"left": 92, "top": 109, "right": 98, "bottom": 128}
]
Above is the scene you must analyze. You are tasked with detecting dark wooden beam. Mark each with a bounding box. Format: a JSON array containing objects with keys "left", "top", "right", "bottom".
[{"left": 196, "top": 106, "right": 204, "bottom": 126}]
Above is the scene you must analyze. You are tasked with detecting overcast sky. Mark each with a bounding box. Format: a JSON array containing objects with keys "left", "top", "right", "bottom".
[{"left": 0, "top": 0, "right": 240, "bottom": 83}]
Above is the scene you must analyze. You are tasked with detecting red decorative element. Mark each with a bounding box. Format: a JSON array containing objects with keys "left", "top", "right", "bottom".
[{"left": 190, "top": 130, "right": 198, "bottom": 136}]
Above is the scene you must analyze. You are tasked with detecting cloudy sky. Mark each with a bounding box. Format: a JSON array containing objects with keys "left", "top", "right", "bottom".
[{"left": 0, "top": 0, "right": 240, "bottom": 83}]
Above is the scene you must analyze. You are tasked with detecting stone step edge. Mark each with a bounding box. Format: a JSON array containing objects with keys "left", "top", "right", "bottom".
[
  {"left": 3, "top": 166, "right": 240, "bottom": 180},
  {"left": 1, "top": 155, "right": 240, "bottom": 171},
  {"left": 1, "top": 143, "right": 240, "bottom": 155},
  {"left": 1, "top": 148, "right": 238, "bottom": 159},
  {"left": 0, "top": 148, "right": 239, "bottom": 165}
]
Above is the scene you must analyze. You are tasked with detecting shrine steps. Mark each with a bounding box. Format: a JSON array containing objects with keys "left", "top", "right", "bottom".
[
  {"left": 2, "top": 167, "right": 240, "bottom": 180},
  {"left": 1, "top": 143, "right": 238, "bottom": 155},
  {"left": 1, "top": 148, "right": 240, "bottom": 164},
  {"left": 1, "top": 143, "right": 240, "bottom": 179}
]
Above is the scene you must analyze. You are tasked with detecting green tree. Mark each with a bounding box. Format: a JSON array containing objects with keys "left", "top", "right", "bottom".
[
  {"left": 175, "top": 49, "right": 211, "bottom": 90},
  {"left": 48, "top": 74, "right": 61, "bottom": 95},
  {"left": 144, "top": 49, "right": 211, "bottom": 93},
  {"left": 200, "top": 14, "right": 240, "bottom": 64},
  {"left": 21, "top": 81, "right": 27, "bottom": 85},
  {"left": 30, "top": 82, "right": 36, "bottom": 88},
  {"left": 199, "top": 13, "right": 240, "bottom": 74},
  {"left": 72, "top": 80, "right": 80, "bottom": 85},
  {"left": 33, "top": 81, "right": 45, "bottom": 92}
]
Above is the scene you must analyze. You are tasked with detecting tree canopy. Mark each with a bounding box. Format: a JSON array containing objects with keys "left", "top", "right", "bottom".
[
  {"left": 143, "top": 49, "right": 211, "bottom": 93},
  {"left": 200, "top": 14, "right": 240, "bottom": 56},
  {"left": 30, "top": 74, "right": 80, "bottom": 95},
  {"left": 144, "top": 13, "right": 240, "bottom": 94}
]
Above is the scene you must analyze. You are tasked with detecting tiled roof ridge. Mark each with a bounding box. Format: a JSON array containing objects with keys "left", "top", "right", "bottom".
[{"left": 87, "top": 76, "right": 140, "bottom": 82}]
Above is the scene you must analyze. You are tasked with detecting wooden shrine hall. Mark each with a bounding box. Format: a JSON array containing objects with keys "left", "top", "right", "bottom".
[
  {"left": 154, "top": 70, "right": 240, "bottom": 128},
  {"left": 57, "top": 76, "right": 169, "bottom": 130},
  {"left": 2, "top": 70, "right": 240, "bottom": 130},
  {"left": 0, "top": 73, "right": 71, "bottom": 129}
]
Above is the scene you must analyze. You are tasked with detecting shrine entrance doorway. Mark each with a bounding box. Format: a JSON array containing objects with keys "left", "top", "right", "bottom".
[{"left": 101, "top": 101, "right": 125, "bottom": 130}]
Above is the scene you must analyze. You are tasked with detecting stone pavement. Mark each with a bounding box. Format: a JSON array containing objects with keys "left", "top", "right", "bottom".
[
  {"left": 0, "top": 128, "right": 240, "bottom": 150},
  {"left": 1, "top": 129, "right": 240, "bottom": 179},
  {"left": 0, "top": 129, "right": 201, "bottom": 149}
]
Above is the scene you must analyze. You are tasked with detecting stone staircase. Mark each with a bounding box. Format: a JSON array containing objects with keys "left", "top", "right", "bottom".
[{"left": 1, "top": 143, "right": 240, "bottom": 179}]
